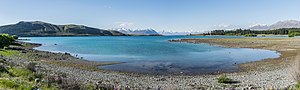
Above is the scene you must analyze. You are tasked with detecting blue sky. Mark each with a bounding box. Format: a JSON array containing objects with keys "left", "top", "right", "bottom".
[{"left": 0, "top": 0, "right": 299, "bottom": 32}]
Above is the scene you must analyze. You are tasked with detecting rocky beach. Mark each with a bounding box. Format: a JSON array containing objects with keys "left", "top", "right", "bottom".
[
  {"left": 2, "top": 0, "right": 300, "bottom": 89},
  {"left": 0, "top": 38, "right": 297, "bottom": 89}
]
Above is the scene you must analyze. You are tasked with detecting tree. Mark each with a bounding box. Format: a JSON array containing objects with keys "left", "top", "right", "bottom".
[
  {"left": 0, "top": 34, "right": 17, "bottom": 49},
  {"left": 288, "top": 31, "right": 300, "bottom": 37},
  {"left": 206, "top": 28, "right": 300, "bottom": 36}
]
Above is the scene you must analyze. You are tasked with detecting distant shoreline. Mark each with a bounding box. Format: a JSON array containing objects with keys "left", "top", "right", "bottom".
[
  {"left": 189, "top": 34, "right": 288, "bottom": 36},
  {"left": 18, "top": 41, "right": 124, "bottom": 71},
  {"left": 7, "top": 37, "right": 297, "bottom": 89},
  {"left": 19, "top": 34, "right": 163, "bottom": 37},
  {"left": 22, "top": 36, "right": 287, "bottom": 74},
  {"left": 169, "top": 38, "right": 297, "bottom": 72}
]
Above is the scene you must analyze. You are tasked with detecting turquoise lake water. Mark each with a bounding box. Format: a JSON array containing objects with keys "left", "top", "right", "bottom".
[{"left": 22, "top": 36, "right": 281, "bottom": 75}]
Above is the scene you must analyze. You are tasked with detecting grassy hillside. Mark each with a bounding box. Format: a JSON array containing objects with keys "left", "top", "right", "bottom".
[{"left": 0, "top": 21, "right": 127, "bottom": 36}]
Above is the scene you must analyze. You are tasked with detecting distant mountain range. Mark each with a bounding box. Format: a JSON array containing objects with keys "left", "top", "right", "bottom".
[
  {"left": 0, "top": 21, "right": 127, "bottom": 36},
  {"left": 250, "top": 20, "right": 300, "bottom": 30},
  {"left": 159, "top": 31, "right": 204, "bottom": 35},
  {"left": 2, "top": 20, "right": 299, "bottom": 37},
  {"left": 114, "top": 28, "right": 160, "bottom": 36}
]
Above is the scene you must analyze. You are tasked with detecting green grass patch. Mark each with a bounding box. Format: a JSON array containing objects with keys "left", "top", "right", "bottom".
[
  {"left": 0, "top": 49, "right": 19, "bottom": 57},
  {"left": 296, "top": 82, "right": 300, "bottom": 90},
  {"left": 1, "top": 67, "right": 58, "bottom": 90},
  {"left": 0, "top": 78, "right": 34, "bottom": 90},
  {"left": 81, "top": 82, "right": 96, "bottom": 90},
  {"left": 0, "top": 72, "right": 11, "bottom": 78},
  {"left": 8, "top": 68, "right": 33, "bottom": 78},
  {"left": 0, "top": 78, "right": 19, "bottom": 88}
]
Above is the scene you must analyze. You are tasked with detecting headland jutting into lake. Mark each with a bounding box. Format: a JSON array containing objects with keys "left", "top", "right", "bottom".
[{"left": 1, "top": 37, "right": 298, "bottom": 89}]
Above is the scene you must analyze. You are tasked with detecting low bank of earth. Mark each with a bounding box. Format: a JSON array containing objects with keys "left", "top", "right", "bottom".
[{"left": 0, "top": 38, "right": 298, "bottom": 89}]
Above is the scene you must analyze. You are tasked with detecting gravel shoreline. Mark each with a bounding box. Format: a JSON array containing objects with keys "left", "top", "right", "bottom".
[{"left": 4, "top": 39, "right": 298, "bottom": 89}]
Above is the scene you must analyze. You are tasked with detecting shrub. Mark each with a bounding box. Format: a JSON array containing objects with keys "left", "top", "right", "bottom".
[
  {"left": 288, "top": 32, "right": 300, "bottom": 37},
  {"left": 244, "top": 34, "right": 257, "bottom": 37},
  {"left": 11, "top": 35, "right": 18, "bottom": 40},
  {"left": 0, "top": 34, "right": 17, "bottom": 49},
  {"left": 217, "top": 75, "right": 233, "bottom": 83}
]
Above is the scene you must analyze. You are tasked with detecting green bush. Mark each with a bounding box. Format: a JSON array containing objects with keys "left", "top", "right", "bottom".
[
  {"left": 0, "top": 34, "right": 17, "bottom": 49},
  {"left": 288, "top": 32, "right": 300, "bottom": 37},
  {"left": 217, "top": 75, "right": 233, "bottom": 83},
  {"left": 244, "top": 34, "right": 257, "bottom": 37}
]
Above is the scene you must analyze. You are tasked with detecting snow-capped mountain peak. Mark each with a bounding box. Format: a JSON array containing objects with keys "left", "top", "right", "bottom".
[
  {"left": 114, "top": 28, "right": 160, "bottom": 35},
  {"left": 250, "top": 20, "right": 300, "bottom": 30}
]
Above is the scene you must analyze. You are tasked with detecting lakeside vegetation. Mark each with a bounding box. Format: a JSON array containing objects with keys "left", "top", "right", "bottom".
[
  {"left": 193, "top": 28, "right": 300, "bottom": 37},
  {"left": 0, "top": 34, "right": 56, "bottom": 89},
  {"left": 0, "top": 34, "right": 18, "bottom": 49},
  {"left": 0, "top": 34, "right": 101, "bottom": 90}
]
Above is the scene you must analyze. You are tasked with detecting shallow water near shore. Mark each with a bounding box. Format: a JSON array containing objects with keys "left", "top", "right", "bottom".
[{"left": 22, "top": 36, "right": 281, "bottom": 74}]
